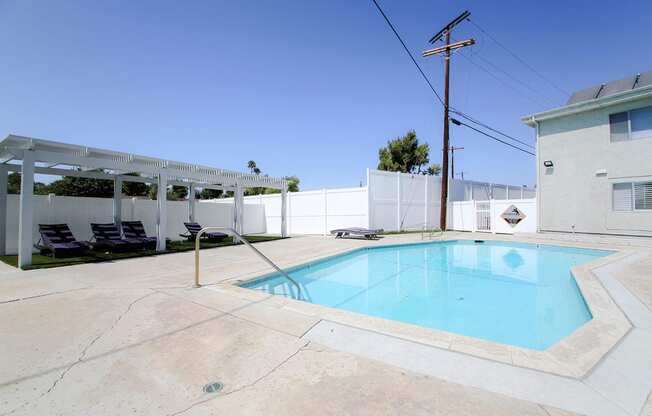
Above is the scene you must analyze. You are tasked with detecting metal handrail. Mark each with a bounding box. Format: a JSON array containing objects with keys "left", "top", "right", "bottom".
[{"left": 194, "top": 227, "right": 301, "bottom": 298}]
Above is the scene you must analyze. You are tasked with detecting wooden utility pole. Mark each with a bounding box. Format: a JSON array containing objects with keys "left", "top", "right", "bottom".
[
  {"left": 450, "top": 146, "right": 464, "bottom": 179},
  {"left": 422, "top": 11, "right": 474, "bottom": 231}
]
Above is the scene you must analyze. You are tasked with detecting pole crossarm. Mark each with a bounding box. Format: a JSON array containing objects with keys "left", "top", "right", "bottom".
[
  {"left": 422, "top": 38, "right": 475, "bottom": 57},
  {"left": 422, "top": 11, "right": 474, "bottom": 231}
]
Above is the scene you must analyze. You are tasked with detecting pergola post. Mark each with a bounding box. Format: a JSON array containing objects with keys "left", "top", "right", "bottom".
[
  {"left": 18, "top": 150, "right": 35, "bottom": 268},
  {"left": 233, "top": 183, "right": 244, "bottom": 242},
  {"left": 0, "top": 166, "right": 7, "bottom": 255},
  {"left": 238, "top": 187, "right": 243, "bottom": 235},
  {"left": 281, "top": 185, "right": 288, "bottom": 237},
  {"left": 188, "top": 183, "right": 195, "bottom": 222},
  {"left": 113, "top": 176, "right": 122, "bottom": 226},
  {"left": 156, "top": 171, "right": 167, "bottom": 252}
]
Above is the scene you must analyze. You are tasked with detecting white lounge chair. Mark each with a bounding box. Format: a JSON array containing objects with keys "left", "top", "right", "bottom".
[{"left": 330, "top": 227, "right": 383, "bottom": 240}]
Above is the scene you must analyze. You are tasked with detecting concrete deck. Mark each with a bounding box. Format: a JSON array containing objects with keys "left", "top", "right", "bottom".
[{"left": 1, "top": 232, "right": 651, "bottom": 415}]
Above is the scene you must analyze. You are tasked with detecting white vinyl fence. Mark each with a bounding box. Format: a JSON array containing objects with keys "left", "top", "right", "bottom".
[
  {"left": 3, "top": 169, "right": 536, "bottom": 254},
  {"left": 215, "top": 187, "right": 368, "bottom": 236},
  {"left": 4, "top": 195, "right": 265, "bottom": 254},
  {"left": 448, "top": 199, "right": 537, "bottom": 234}
]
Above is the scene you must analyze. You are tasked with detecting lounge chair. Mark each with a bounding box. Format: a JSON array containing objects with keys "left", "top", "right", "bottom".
[
  {"left": 180, "top": 222, "right": 228, "bottom": 242},
  {"left": 35, "top": 224, "right": 91, "bottom": 257},
  {"left": 121, "top": 221, "right": 158, "bottom": 249},
  {"left": 90, "top": 223, "right": 145, "bottom": 252},
  {"left": 330, "top": 227, "right": 383, "bottom": 240}
]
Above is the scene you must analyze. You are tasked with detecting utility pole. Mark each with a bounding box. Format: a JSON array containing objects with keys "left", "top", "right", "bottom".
[
  {"left": 423, "top": 10, "right": 474, "bottom": 231},
  {"left": 450, "top": 146, "right": 464, "bottom": 179}
]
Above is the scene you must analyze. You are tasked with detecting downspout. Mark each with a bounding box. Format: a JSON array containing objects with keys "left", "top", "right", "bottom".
[{"left": 532, "top": 116, "right": 542, "bottom": 233}]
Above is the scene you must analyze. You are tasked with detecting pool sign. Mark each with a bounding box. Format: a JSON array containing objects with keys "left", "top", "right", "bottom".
[{"left": 501, "top": 205, "right": 526, "bottom": 227}]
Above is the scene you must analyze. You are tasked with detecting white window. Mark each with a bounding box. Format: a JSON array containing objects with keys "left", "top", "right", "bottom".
[
  {"left": 613, "top": 181, "right": 652, "bottom": 211},
  {"left": 613, "top": 183, "right": 633, "bottom": 211},
  {"left": 634, "top": 182, "right": 652, "bottom": 210},
  {"left": 610, "top": 106, "right": 652, "bottom": 142}
]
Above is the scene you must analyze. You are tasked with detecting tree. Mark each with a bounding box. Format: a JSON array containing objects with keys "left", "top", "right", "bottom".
[
  {"left": 168, "top": 185, "right": 188, "bottom": 200},
  {"left": 377, "top": 130, "right": 432, "bottom": 174},
  {"left": 199, "top": 188, "right": 223, "bottom": 199},
  {"left": 243, "top": 161, "right": 300, "bottom": 195},
  {"left": 121, "top": 173, "right": 151, "bottom": 197},
  {"left": 7, "top": 172, "right": 49, "bottom": 195},
  {"left": 46, "top": 171, "right": 114, "bottom": 197},
  {"left": 285, "top": 175, "right": 300, "bottom": 192},
  {"left": 263, "top": 175, "right": 300, "bottom": 194},
  {"left": 427, "top": 163, "right": 441, "bottom": 176},
  {"left": 247, "top": 160, "right": 257, "bottom": 174}
]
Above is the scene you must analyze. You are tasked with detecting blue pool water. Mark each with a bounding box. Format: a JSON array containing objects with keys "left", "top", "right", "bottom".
[{"left": 242, "top": 240, "right": 611, "bottom": 350}]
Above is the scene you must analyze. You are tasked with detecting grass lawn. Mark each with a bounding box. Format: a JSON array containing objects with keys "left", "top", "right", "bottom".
[
  {"left": 0, "top": 235, "right": 286, "bottom": 270},
  {"left": 379, "top": 229, "right": 441, "bottom": 235}
]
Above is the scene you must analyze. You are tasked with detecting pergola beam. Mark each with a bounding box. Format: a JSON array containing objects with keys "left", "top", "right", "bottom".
[
  {"left": 0, "top": 134, "right": 288, "bottom": 267},
  {"left": 4, "top": 164, "right": 238, "bottom": 191}
]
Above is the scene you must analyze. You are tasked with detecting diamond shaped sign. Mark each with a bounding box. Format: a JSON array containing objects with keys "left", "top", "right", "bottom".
[{"left": 500, "top": 205, "right": 526, "bottom": 227}]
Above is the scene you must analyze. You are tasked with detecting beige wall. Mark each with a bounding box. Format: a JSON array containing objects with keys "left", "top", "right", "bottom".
[{"left": 537, "top": 96, "right": 652, "bottom": 236}]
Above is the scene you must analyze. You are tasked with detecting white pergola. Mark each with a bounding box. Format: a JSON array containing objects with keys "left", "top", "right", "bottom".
[{"left": 0, "top": 135, "right": 288, "bottom": 268}]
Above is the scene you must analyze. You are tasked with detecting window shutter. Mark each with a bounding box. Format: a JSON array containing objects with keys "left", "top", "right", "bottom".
[
  {"left": 613, "top": 183, "right": 633, "bottom": 211},
  {"left": 634, "top": 182, "right": 652, "bottom": 210}
]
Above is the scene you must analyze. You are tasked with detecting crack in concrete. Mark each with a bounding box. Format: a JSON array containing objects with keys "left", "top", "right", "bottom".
[
  {"left": 167, "top": 340, "right": 310, "bottom": 416},
  {"left": 538, "top": 404, "right": 552, "bottom": 416},
  {"left": 1, "top": 291, "right": 154, "bottom": 416},
  {"left": 0, "top": 287, "right": 89, "bottom": 305}
]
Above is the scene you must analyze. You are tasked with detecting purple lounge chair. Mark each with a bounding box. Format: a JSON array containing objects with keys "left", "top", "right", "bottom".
[
  {"left": 330, "top": 227, "right": 383, "bottom": 240},
  {"left": 180, "top": 222, "right": 228, "bottom": 241},
  {"left": 90, "top": 223, "right": 145, "bottom": 252},
  {"left": 121, "top": 221, "right": 158, "bottom": 249},
  {"left": 36, "top": 224, "right": 91, "bottom": 257}
]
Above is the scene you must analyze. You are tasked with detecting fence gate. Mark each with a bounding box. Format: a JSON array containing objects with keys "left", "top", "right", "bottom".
[{"left": 475, "top": 201, "right": 492, "bottom": 232}]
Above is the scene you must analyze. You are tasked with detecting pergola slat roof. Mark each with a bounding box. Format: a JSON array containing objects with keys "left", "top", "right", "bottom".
[
  {"left": 0, "top": 134, "right": 289, "bottom": 268},
  {"left": 0, "top": 135, "right": 286, "bottom": 189}
]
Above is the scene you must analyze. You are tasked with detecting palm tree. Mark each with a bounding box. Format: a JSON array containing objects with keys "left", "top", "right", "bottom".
[{"left": 247, "top": 160, "right": 257, "bottom": 174}]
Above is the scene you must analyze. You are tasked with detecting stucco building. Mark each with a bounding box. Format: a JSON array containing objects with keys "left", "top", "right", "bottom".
[{"left": 523, "top": 70, "right": 652, "bottom": 236}]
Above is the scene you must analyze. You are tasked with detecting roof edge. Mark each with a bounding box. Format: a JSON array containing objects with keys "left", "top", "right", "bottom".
[{"left": 521, "top": 84, "right": 652, "bottom": 127}]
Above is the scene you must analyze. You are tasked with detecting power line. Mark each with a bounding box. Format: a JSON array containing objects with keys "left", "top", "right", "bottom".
[
  {"left": 466, "top": 18, "right": 571, "bottom": 97},
  {"left": 369, "top": 0, "right": 445, "bottom": 107},
  {"left": 449, "top": 109, "right": 535, "bottom": 149},
  {"left": 465, "top": 49, "right": 559, "bottom": 106},
  {"left": 454, "top": 48, "right": 550, "bottom": 108},
  {"left": 450, "top": 118, "right": 535, "bottom": 156},
  {"left": 369, "top": 1, "right": 535, "bottom": 155}
]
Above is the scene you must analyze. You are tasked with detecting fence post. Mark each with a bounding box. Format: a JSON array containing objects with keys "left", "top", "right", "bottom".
[
  {"left": 323, "top": 188, "right": 328, "bottom": 236},
  {"left": 424, "top": 174, "right": 429, "bottom": 230},
  {"left": 367, "top": 168, "right": 373, "bottom": 229},
  {"left": 491, "top": 199, "right": 496, "bottom": 234},
  {"left": 396, "top": 171, "right": 401, "bottom": 232},
  {"left": 287, "top": 191, "right": 292, "bottom": 236}
]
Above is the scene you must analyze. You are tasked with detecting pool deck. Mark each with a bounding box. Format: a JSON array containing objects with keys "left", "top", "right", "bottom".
[{"left": 1, "top": 232, "right": 651, "bottom": 415}]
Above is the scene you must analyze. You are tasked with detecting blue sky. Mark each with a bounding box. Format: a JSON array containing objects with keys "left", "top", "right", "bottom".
[{"left": 1, "top": 0, "right": 651, "bottom": 190}]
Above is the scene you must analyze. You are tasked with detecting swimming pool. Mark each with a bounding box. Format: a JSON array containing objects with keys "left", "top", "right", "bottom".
[{"left": 242, "top": 240, "right": 611, "bottom": 350}]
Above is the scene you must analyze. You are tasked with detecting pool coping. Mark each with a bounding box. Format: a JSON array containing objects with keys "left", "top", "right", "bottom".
[{"left": 212, "top": 235, "right": 634, "bottom": 379}]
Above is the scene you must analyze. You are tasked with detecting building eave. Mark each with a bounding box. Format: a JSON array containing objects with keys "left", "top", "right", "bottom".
[{"left": 521, "top": 84, "right": 652, "bottom": 127}]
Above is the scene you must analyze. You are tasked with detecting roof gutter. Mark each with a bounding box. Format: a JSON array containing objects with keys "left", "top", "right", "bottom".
[{"left": 521, "top": 84, "right": 652, "bottom": 127}]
